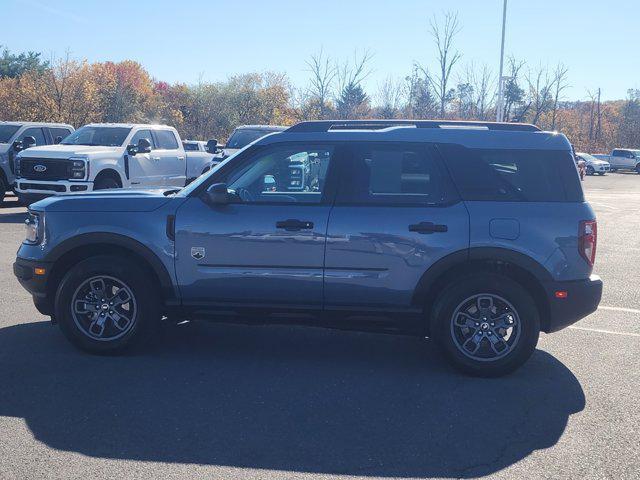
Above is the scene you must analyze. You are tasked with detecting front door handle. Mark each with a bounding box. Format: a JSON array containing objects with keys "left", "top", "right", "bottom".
[
  {"left": 409, "top": 222, "right": 448, "bottom": 234},
  {"left": 152, "top": 156, "right": 161, "bottom": 161},
  {"left": 276, "top": 219, "right": 314, "bottom": 231}
]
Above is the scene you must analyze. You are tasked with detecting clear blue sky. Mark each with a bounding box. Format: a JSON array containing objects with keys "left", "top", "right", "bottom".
[{"left": 4, "top": 0, "right": 639, "bottom": 101}]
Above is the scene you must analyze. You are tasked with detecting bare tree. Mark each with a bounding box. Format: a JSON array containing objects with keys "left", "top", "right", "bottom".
[
  {"left": 428, "top": 11, "right": 462, "bottom": 118},
  {"left": 550, "top": 63, "right": 570, "bottom": 129},
  {"left": 376, "top": 76, "right": 404, "bottom": 118},
  {"left": 522, "top": 64, "right": 555, "bottom": 125},
  {"left": 305, "top": 48, "right": 337, "bottom": 119},
  {"left": 335, "top": 50, "right": 373, "bottom": 119},
  {"left": 503, "top": 56, "right": 525, "bottom": 121}
]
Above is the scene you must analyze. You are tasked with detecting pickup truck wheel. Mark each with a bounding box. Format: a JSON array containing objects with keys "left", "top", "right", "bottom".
[
  {"left": 93, "top": 176, "right": 120, "bottom": 190},
  {"left": 430, "top": 274, "right": 540, "bottom": 377},
  {"left": 55, "top": 255, "right": 160, "bottom": 353}
]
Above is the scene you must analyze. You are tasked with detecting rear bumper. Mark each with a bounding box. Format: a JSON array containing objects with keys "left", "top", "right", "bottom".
[
  {"left": 543, "top": 274, "right": 603, "bottom": 333},
  {"left": 13, "top": 257, "right": 54, "bottom": 315}
]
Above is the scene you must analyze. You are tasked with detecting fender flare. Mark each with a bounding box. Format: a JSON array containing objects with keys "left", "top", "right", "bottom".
[
  {"left": 46, "top": 232, "right": 177, "bottom": 303},
  {"left": 411, "top": 247, "right": 552, "bottom": 306}
]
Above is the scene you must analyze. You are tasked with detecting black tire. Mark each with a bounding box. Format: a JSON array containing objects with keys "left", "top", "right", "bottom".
[
  {"left": 54, "top": 255, "right": 161, "bottom": 354},
  {"left": 93, "top": 175, "right": 120, "bottom": 190},
  {"left": 430, "top": 274, "right": 540, "bottom": 377},
  {"left": 636, "top": 165, "right": 640, "bottom": 174},
  {"left": 598, "top": 172, "right": 606, "bottom": 176},
  {"left": 0, "top": 176, "right": 6, "bottom": 204},
  {"left": 586, "top": 165, "right": 595, "bottom": 176}
]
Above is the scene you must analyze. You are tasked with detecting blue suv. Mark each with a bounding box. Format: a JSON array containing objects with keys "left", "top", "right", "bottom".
[{"left": 13, "top": 120, "right": 603, "bottom": 376}]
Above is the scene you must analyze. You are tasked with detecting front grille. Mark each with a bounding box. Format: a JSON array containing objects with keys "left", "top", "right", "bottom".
[{"left": 19, "top": 158, "right": 71, "bottom": 181}]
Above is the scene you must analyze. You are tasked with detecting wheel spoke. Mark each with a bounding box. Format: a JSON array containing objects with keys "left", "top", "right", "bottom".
[
  {"left": 110, "top": 311, "right": 132, "bottom": 331},
  {"left": 454, "top": 312, "right": 478, "bottom": 329},
  {"left": 487, "top": 331, "right": 509, "bottom": 354},
  {"left": 111, "top": 288, "right": 132, "bottom": 306},
  {"left": 462, "top": 331, "right": 484, "bottom": 354},
  {"left": 74, "top": 299, "right": 96, "bottom": 314},
  {"left": 493, "top": 312, "right": 515, "bottom": 329},
  {"left": 88, "top": 316, "right": 106, "bottom": 337}
]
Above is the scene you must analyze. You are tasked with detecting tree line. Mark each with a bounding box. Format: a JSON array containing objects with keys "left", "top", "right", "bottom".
[{"left": 1, "top": 13, "right": 638, "bottom": 153}]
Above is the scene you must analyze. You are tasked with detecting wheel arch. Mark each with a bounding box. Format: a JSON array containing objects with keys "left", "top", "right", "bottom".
[
  {"left": 93, "top": 168, "right": 123, "bottom": 187},
  {"left": 46, "top": 233, "right": 177, "bottom": 310},
  {"left": 412, "top": 248, "right": 552, "bottom": 334}
]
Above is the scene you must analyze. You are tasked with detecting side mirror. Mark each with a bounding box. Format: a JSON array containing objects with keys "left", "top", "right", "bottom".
[
  {"left": 12, "top": 140, "right": 23, "bottom": 152},
  {"left": 22, "top": 136, "right": 36, "bottom": 149},
  {"left": 204, "top": 182, "right": 229, "bottom": 205},
  {"left": 137, "top": 138, "right": 152, "bottom": 154},
  {"left": 54, "top": 136, "right": 63, "bottom": 144},
  {"left": 126, "top": 144, "right": 137, "bottom": 156},
  {"left": 205, "top": 139, "right": 219, "bottom": 153}
]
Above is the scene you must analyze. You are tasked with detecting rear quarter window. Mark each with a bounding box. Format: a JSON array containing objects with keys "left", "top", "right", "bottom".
[
  {"left": 438, "top": 144, "right": 584, "bottom": 202},
  {"left": 155, "top": 130, "right": 179, "bottom": 150}
]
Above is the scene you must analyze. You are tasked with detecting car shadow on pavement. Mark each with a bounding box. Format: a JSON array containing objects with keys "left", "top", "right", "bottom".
[
  {"left": 0, "top": 211, "right": 26, "bottom": 223},
  {"left": 0, "top": 320, "right": 585, "bottom": 478}
]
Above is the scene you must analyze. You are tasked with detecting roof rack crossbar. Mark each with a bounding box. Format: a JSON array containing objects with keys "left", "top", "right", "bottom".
[{"left": 286, "top": 119, "right": 540, "bottom": 133}]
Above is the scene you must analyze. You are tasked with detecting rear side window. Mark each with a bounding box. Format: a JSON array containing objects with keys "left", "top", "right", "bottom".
[
  {"left": 337, "top": 143, "right": 455, "bottom": 205},
  {"left": 155, "top": 130, "right": 179, "bottom": 150},
  {"left": 183, "top": 142, "right": 199, "bottom": 151},
  {"left": 439, "top": 144, "right": 583, "bottom": 202}
]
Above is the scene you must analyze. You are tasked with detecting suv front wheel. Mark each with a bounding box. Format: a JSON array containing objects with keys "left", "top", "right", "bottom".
[
  {"left": 55, "top": 255, "right": 160, "bottom": 353},
  {"left": 431, "top": 274, "right": 540, "bottom": 377}
]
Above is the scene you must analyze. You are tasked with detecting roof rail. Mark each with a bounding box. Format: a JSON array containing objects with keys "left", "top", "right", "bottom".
[{"left": 286, "top": 119, "right": 541, "bottom": 133}]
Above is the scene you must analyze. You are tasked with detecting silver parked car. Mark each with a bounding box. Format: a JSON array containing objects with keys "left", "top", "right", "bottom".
[{"left": 576, "top": 152, "right": 610, "bottom": 176}]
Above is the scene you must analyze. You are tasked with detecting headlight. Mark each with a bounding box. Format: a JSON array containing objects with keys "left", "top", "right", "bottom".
[
  {"left": 68, "top": 157, "right": 87, "bottom": 180},
  {"left": 24, "top": 211, "right": 43, "bottom": 245}
]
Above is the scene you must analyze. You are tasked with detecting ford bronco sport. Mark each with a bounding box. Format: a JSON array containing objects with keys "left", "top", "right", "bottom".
[{"left": 13, "top": 120, "right": 603, "bottom": 376}]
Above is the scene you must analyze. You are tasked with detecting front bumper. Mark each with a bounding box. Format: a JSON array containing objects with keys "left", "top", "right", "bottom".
[
  {"left": 15, "top": 179, "right": 93, "bottom": 196},
  {"left": 13, "top": 257, "right": 54, "bottom": 315},
  {"left": 543, "top": 274, "right": 603, "bottom": 333}
]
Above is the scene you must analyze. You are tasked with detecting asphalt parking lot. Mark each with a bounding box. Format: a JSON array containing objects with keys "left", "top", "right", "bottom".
[{"left": 0, "top": 174, "right": 638, "bottom": 480}]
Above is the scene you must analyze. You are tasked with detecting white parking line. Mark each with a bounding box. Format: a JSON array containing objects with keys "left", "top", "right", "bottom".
[
  {"left": 598, "top": 305, "right": 640, "bottom": 314},
  {"left": 569, "top": 326, "right": 640, "bottom": 338}
]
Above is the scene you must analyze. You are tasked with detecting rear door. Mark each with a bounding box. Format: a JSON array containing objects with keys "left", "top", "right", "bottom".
[
  {"left": 323, "top": 142, "right": 469, "bottom": 313},
  {"left": 153, "top": 129, "right": 185, "bottom": 186},
  {"left": 47, "top": 127, "right": 73, "bottom": 144}
]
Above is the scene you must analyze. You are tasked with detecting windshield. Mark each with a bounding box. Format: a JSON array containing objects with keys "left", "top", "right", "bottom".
[
  {"left": 226, "top": 129, "right": 274, "bottom": 149},
  {"left": 61, "top": 126, "right": 132, "bottom": 147},
  {"left": 577, "top": 153, "right": 600, "bottom": 162},
  {"left": 0, "top": 125, "right": 20, "bottom": 143}
]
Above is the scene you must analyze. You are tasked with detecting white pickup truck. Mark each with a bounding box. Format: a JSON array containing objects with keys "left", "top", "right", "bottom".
[
  {"left": 594, "top": 148, "right": 640, "bottom": 173},
  {"left": 15, "top": 123, "right": 214, "bottom": 203}
]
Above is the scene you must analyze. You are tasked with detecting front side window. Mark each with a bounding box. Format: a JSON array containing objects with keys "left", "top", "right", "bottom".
[
  {"left": 61, "top": 126, "right": 131, "bottom": 147},
  {"left": 21, "top": 127, "right": 47, "bottom": 146},
  {"left": 336, "top": 143, "right": 451, "bottom": 205},
  {"left": 130, "top": 130, "right": 156, "bottom": 149},
  {"left": 225, "top": 144, "right": 333, "bottom": 204},
  {"left": 155, "top": 130, "right": 179, "bottom": 150},
  {"left": 0, "top": 125, "right": 20, "bottom": 143}
]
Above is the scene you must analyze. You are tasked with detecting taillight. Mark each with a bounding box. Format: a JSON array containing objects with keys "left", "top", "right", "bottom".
[{"left": 579, "top": 220, "right": 597, "bottom": 266}]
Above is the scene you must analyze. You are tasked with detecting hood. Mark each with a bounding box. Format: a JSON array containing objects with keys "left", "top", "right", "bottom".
[
  {"left": 18, "top": 144, "right": 121, "bottom": 158},
  {"left": 30, "top": 188, "right": 181, "bottom": 213},
  {"left": 589, "top": 158, "right": 609, "bottom": 165}
]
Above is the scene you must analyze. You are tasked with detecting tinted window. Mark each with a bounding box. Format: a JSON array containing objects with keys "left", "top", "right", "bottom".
[
  {"left": 183, "top": 142, "right": 199, "bottom": 151},
  {"left": 226, "top": 129, "right": 273, "bottom": 149},
  {"left": 155, "top": 130, "right": 179, "bottom": 150},
  {"left": 337, "top": 143, "right": 452, "bottom": 205},
  {"left": 0, "top": 125, "right": 20, "bottom": 143},
  {"left": 21, "top": 128, "right": 47, "bottom": 147},
  {"left": 61, "top": 126, "right": 131, "bottom": 147},
  {"left": 225, "top": 145, "right": 333, "bottom": 204},
  {"left": 440, "top": 144, "right": 583, "bottom": 202},
  {"left": 49, "top": 127, "right": 72, "bottom": 143},
  {"left": 130, "top": 130, "right": 156, "bottom": 149},
  {"left": 612, "top": 150, "right": 627, "bottom": 157}
]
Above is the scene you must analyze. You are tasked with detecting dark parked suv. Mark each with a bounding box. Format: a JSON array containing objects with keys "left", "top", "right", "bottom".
[{"left": 14, "top": 120, "right": 602, "bottom": 376}]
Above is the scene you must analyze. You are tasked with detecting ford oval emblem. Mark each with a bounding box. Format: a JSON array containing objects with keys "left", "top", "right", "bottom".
[{"left": 33, "top": 164, "right": 47, "bottom": 173}]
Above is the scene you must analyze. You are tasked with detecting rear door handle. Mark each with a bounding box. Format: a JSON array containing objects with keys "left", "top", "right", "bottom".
[
  {"left": 409, "top": 222, "right": 448, "bottom": 234},
  {"left": 276, "top": 219, "right": 314, "bottom": 231}
]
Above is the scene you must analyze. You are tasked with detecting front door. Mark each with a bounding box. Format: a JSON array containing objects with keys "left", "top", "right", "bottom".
[
  {"left": 128, "top": 129, "right": 162, "bottom": 187},
  {"left": 175, "top": 142, "right": 338, "bottom": 309},
  {"left": 323, "top": 142, "right": 469, "bottom": 312}
]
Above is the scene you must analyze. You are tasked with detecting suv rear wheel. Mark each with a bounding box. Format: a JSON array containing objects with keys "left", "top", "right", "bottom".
[
  {"left": 431, "top": 274, "right": 540, "bottom": 377},
  {"left": 55, "top": 255, "right": 160, "bottom": 353}
]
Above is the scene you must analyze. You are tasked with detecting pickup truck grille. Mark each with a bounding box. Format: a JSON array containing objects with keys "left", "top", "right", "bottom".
[{"left": 19, "top": 158, "right": 71, "bottom": 181}]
